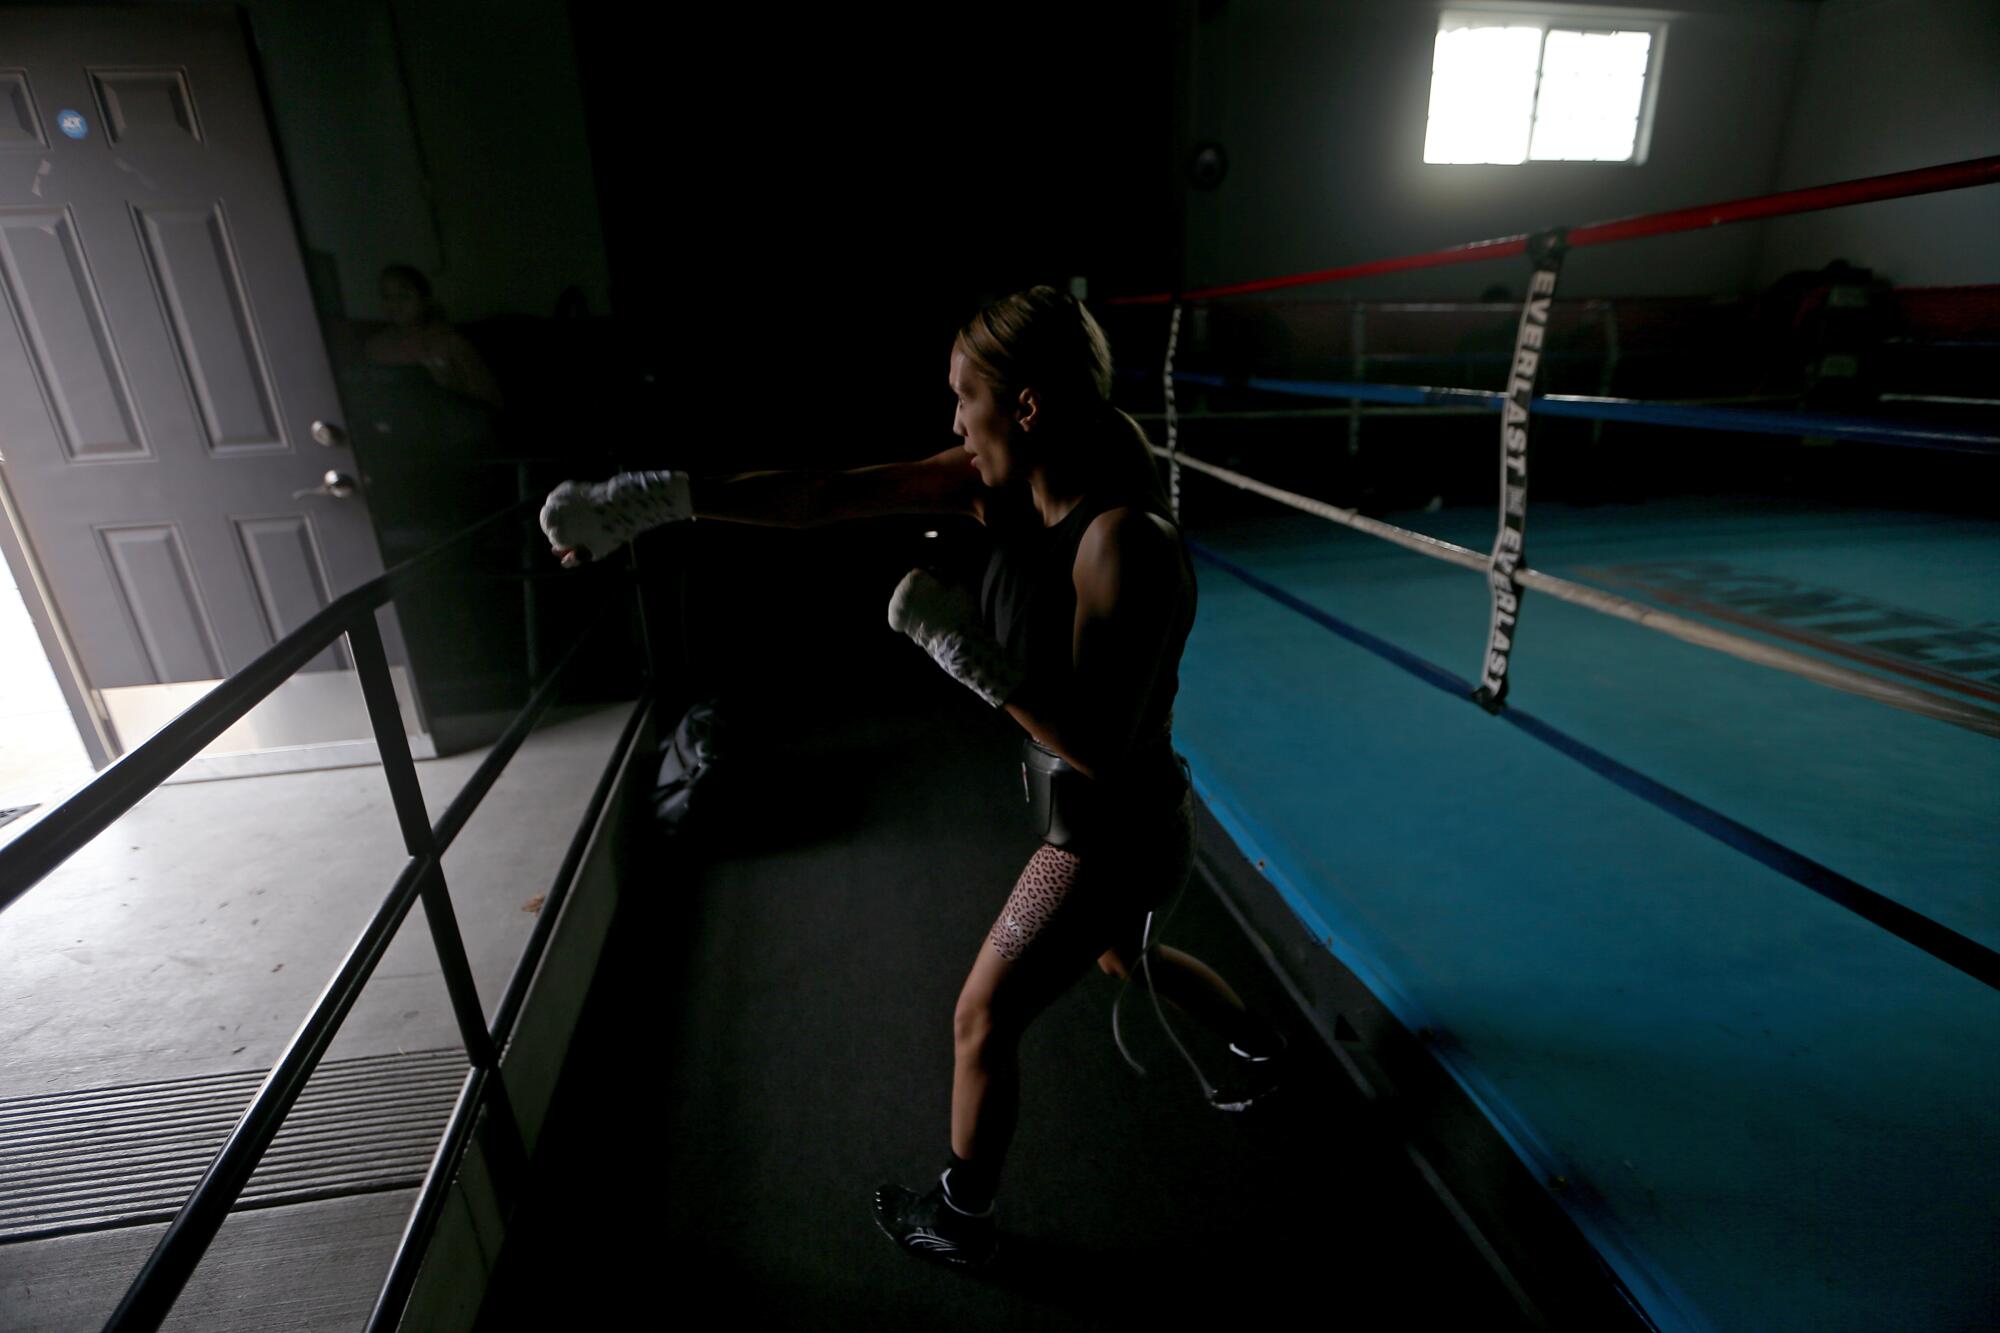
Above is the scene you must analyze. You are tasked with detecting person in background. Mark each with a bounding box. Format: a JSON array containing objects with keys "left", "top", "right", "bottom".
[{"left": 365, "top": 263, "right": 506, "bottom": 412}]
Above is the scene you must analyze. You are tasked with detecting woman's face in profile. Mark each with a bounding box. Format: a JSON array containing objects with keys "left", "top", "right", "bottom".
[
  {"left": 381, "top": 275, "right": 427, "bottom": 329},
  {"left": 951, "top": 346, "right": 1033, "bottom": 490}
]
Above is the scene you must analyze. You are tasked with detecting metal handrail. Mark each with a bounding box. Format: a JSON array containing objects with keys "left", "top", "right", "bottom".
[
  {"left": 1, "top": 499, "right": 530, "bottom": 908},
  {"left": 368, "top": 692, "right": 653, "bottom": 1331},
  {"left": 0, "top": 497, "right": 658, "bottom": 1332}
]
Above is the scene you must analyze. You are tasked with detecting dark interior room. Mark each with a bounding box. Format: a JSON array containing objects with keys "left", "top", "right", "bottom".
[{"left": 0, "top": 3, "right": 1994, "bottom": 1330}]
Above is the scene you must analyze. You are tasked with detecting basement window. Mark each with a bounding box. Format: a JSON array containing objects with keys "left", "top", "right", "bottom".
[{"left": 1423, "top": 9, "right": 1665, "bottom": 165}]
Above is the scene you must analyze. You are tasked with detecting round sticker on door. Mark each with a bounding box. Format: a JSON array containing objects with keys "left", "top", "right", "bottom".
[{"left": 57, "top": 110, "right": 89, "bottom": 140}]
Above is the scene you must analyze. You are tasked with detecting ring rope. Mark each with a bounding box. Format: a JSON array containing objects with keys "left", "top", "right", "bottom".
[
  {"left": 1130, "top": 395, "right": 1795, "bottom": 423},
  {"left": 1142, "top": 371, "right": 2000, "bottom": 455},
  {"left": 1109, "top": 155, "right": 2000, "bottom": 306},
  {"left": 1146, "top": 441, "right": 2000, "bottom": 741}
]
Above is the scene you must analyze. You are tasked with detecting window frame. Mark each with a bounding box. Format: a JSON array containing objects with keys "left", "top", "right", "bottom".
[{"left": 1426, "top": 4, "right": 1670, "bottom": 167}]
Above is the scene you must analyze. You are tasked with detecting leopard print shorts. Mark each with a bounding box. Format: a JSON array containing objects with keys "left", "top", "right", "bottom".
[{"left": 987, "top": 786, "right": 1197, "bottom": 963}]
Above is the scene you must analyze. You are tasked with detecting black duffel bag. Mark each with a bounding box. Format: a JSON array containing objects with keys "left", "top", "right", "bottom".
[{"left": 654, "top": 699, "right": 729, "bottom": 835}]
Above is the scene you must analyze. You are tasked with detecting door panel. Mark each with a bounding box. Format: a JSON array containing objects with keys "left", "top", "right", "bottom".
[
  {"left": 134, "top": 202, "right": 287, "bottom": 456},
  {"left": 0, "top": 210, "right": 148, "bottom": 464},
  {"left": 97, "top": 522, "right": 222, "bottom": 681}
]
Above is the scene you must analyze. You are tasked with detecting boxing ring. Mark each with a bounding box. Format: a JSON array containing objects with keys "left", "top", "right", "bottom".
[
  {"left": 1099, "top": 157, "right": 2000, "bottom": 1330},
  {"left": 1, "top": 149, "right": 1992, "bottom": 1330}
]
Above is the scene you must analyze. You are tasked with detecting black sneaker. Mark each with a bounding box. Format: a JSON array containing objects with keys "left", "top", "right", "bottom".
[
  {"left": 1207, "top": 1031, "right": 1288, "bottom": 1113},
  {"left": 872, "top": 1179, "right": 999, "bottom": 1268}
]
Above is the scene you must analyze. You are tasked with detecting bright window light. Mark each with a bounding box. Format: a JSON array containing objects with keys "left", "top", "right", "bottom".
[
  {"left": 1425, "top": 12, "right": 1660, "bottom": 165},
  {"left": 1530, "top": 29, "right": 1652, "bottom": 160},
  {"left": 1424, "top": 24, "right": 1543, "bottom": 165}
]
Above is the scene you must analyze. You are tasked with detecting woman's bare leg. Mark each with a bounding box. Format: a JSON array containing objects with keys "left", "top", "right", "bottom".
[
  {"left": 951, "top": 847, "right": 1139, "bottom": 1166},
  {"left": 952, "top": 951, "right": 1023, "bottom": 1162}
]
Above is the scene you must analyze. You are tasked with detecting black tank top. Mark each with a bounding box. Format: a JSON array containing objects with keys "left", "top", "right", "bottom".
[{"left": 978, "top": 489, "right": 1196, "bottom": 769}]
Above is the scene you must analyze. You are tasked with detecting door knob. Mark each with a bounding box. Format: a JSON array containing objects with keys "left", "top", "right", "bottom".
[
  {"left": 309, "top": 420, "right": 347, "bottom": 448},
  {"left": 292, "top": 470, "right": 357, "bottom": 500}
]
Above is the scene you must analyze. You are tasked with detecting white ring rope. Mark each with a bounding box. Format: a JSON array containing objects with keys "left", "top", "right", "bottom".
[{"left": 1149, "top": 442, "right": 2000, "bottom": 741}]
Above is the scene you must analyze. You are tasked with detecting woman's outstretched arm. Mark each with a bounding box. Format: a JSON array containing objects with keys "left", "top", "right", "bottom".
[
  {"left": 696, "top": 445, "right": 985, "bottom": 527},
  {"left": 543, "top": 444, "right": 984, "bottom": 563}
]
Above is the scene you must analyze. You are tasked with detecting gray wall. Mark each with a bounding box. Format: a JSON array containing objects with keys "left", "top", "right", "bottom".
[
  {"left": 1180, "top": 0, "right": 1820, "bottom": 300},
  {"left": 121, "top": 0, "right": 610, "bottom": 324},
  {"left": 1754, "top": 0, "right": 2000, "bottom": 287}
]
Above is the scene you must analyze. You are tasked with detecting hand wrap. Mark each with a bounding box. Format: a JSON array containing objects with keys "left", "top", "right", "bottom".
[
  {"left": 540, "top": 470, "right": 694, "bottom": 566},
  {"left": 887, "top": 568, "right": 1023, "bottom": 708}
]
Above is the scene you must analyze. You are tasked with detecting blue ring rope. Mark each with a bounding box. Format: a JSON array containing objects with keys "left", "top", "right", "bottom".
[{"left": 1125, "top": 369, "right": 2000, "bottom": 455}]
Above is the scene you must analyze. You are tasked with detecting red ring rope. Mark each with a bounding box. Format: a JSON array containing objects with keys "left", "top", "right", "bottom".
[{"left": 1108, "top": 155, "right": 2000, "bottom": 306}]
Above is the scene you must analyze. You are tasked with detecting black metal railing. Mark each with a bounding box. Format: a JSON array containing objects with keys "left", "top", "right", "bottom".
[{"left": 0, "top": 497, "right": 655, "bottom": 1332}]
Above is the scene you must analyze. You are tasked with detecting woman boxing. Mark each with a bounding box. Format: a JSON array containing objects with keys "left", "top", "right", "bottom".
[{"left": 539, "top": 287, "right": 1288, "bottom": 1269}]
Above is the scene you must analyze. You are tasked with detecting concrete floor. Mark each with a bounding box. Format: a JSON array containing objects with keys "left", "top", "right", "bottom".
[
  {"left": 0, "top": 699, "right": 635, "bottom": 1330},
  {"left": 0, "top": 701, "right": 635, "bottom": 1101},
  {"left": 1, "top": 1190, "right": 419, "bottom": 1333},
  {"left": 476, "top": 668, "right": 1536, "bottom": 1332}
]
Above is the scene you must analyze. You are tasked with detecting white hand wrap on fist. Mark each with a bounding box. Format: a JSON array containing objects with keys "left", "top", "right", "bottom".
[
  {"left": 887, "top": 568, "right": 1024, "bottom": 709},
  {"left": 540, "top": 470, "right": 695, "bottom": 567}
]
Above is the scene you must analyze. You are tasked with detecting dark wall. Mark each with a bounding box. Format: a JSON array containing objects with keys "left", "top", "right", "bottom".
[
  {"left": 564, "top": 5, "right": 1181, "bottom": 702},
  {"left": 570, "top": 3, "right": 1178, "bottom": 468},
  {"left": 93, "top": 0, "right": 614, "bottom": 323},
  {"left": 1756, "top": 0, "right": 2000, "bottom": 287},
  {"left": 1177, "top": 0, "right": 1820, "bottom": 302}
]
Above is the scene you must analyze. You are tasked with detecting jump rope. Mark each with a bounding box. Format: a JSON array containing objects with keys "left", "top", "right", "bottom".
[{"left": 1107, "top": 759, "right": 1230, "bottom": 1103}]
